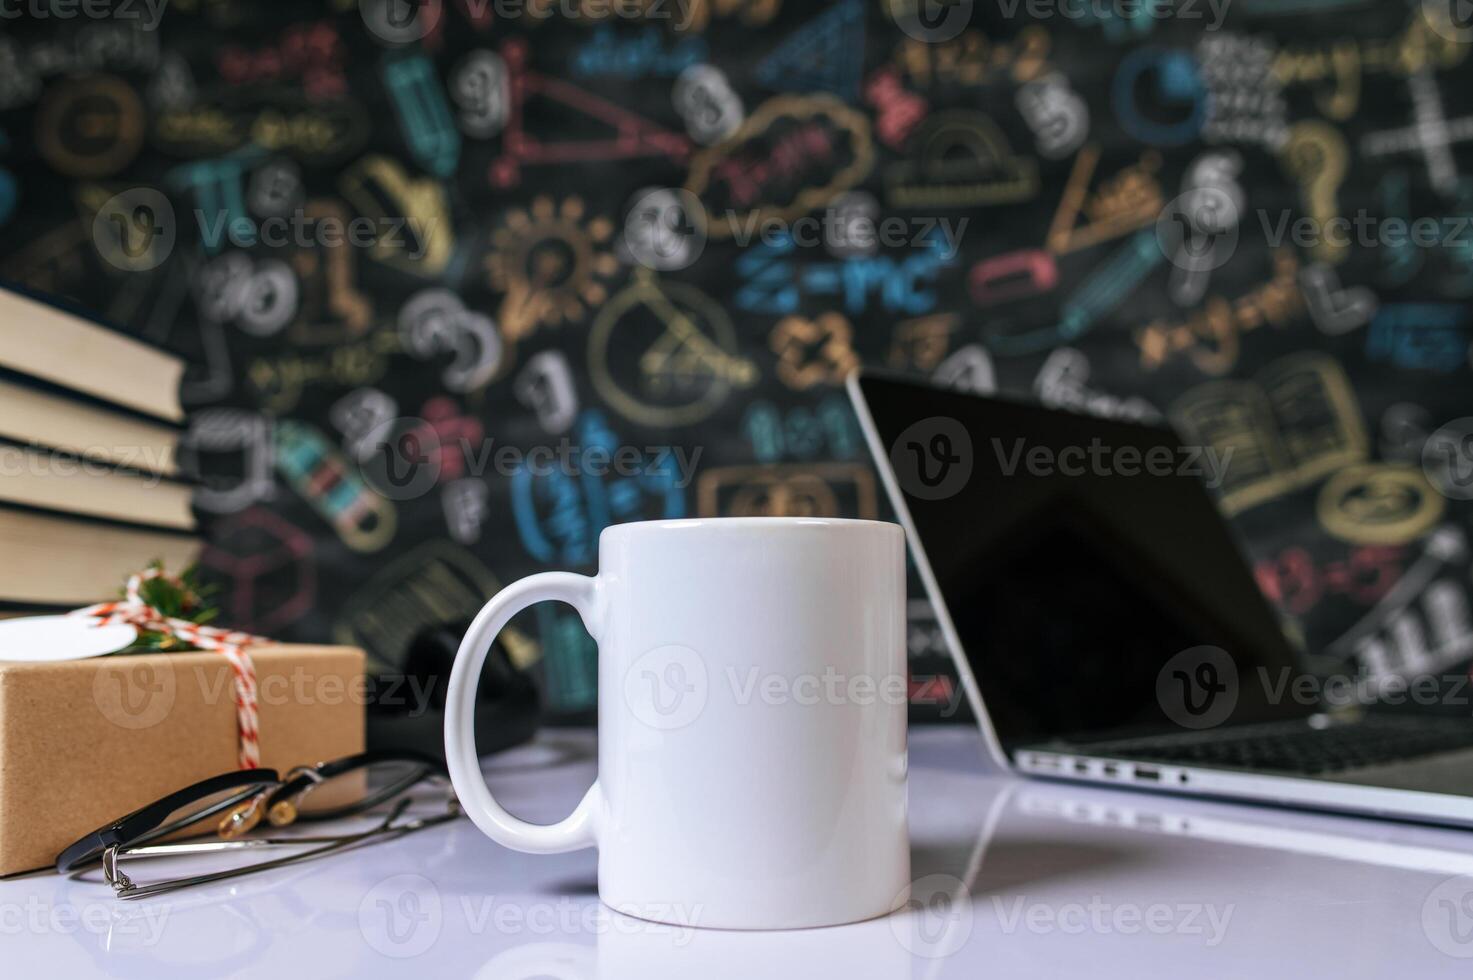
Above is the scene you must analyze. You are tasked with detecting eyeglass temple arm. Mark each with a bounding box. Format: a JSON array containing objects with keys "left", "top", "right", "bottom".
[
  {"left": 101, "top": 799, "right": 457, "bottom": 899},
  {"left": 118, "top": 796, "right": 448, "bottom": 858}
]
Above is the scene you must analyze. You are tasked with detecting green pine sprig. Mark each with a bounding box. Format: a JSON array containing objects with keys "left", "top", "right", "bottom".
[{"left": 122, "top": 561, "right": 221, "bottom": 654}]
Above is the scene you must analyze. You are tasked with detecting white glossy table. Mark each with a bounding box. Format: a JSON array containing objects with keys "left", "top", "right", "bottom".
[{"left": 7, "top": 727, "right": 1473, "bottom": 978}]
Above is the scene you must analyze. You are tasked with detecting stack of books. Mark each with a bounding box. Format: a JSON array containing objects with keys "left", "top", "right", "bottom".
[{"left": 0, "top": 284, "right": 199, "bottom": 612}]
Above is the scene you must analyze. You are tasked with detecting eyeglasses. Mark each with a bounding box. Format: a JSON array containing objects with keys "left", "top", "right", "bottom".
[{"left": 57, "top": 750, "right": 459, "bottom": 899}]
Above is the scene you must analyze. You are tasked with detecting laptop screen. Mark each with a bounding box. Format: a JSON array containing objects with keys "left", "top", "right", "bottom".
[{"left": 856, "top": 372, "right": 1314, "bottom": 752}]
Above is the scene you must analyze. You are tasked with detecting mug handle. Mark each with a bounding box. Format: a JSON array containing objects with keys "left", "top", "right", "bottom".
[{"left": 445, "top": 571, "right": 602, "bottom": 854}]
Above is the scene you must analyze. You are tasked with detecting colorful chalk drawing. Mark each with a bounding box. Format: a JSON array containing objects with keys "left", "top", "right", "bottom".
[
  {"left": 383, "top": 54, "right": 461, "bottom": 179},
  {"left": 753, "top": 0, "right": 865, "bottom": 103},
  {"left": 3, "top": 6, "right": 1471, "bottom": 717},
  {"left": 510, "top": 410, "right": 686, "bottom": 566},
  {"left": 489, "top": 38, "right": 690, "bottom": 188}
]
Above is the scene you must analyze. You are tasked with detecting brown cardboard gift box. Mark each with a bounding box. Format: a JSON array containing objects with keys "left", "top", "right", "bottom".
[{"left": 0, "top": 644, "right": 365, "bottom": 875}]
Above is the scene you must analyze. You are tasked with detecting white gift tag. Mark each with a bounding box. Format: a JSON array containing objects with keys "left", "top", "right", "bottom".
[{"left": 0, "top": 616, "right": 139, "bottom": 662}]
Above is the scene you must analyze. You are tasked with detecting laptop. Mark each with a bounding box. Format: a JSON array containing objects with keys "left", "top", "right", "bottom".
[{"left": 848, "top": 370, "right": 1473, "bottom": 828}]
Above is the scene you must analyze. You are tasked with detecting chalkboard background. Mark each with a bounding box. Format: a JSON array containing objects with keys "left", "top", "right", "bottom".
[{"left": 3, "top": 0, "right": 1472, "bottom": 722}]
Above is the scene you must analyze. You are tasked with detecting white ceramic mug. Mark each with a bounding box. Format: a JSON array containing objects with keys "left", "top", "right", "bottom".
[{"left": 445, "top": 517, "right": 910, "bottom": 930}]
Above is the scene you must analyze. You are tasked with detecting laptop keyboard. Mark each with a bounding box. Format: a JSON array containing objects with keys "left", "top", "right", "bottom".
[{"left": 1083, "top": 716, "right": 1473, "bottom": 775}]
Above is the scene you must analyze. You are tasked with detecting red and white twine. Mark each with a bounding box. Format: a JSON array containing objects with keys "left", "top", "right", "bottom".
[{"left": 71, "top": 568, "right": 265, "bottom": 769}]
